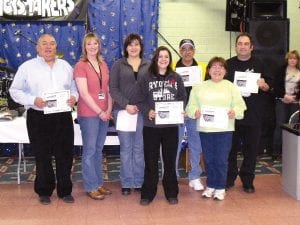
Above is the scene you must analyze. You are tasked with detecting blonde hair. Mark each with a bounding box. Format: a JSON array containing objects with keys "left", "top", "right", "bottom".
[
  {"left": 285, "top": 50, "right": 300, "bottom": 68},
  {"left": 81, "top": 32, "right": 103, "bottom": 63}
]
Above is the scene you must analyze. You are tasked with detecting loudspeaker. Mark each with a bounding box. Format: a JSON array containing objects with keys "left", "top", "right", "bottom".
[
  {"left": 225, "top": 0, "right": 248, "bottom": 31},
  {"left": 248, "top": 19, "right": 289, "bottom": 54},
  {"left": 247, "top": 19, "right": 289, "bottom": 77},
  {"left": 249, "top": 0, "right": 286, "bottom": 20}
]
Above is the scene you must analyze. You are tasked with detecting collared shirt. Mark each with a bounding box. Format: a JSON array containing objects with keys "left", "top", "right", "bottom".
[{"left": 9, "top": 55, "right": 78, "bottom": 111}]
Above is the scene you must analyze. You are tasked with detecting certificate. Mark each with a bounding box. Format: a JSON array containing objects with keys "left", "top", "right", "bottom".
[
  {"left": 43, "top": 90, "right": 71, "bottom": 114},
  {"left": 155, "top": 101, "right": 184, "bottom": 125},
  {"left": 233, "top": 71, "right": 261, "bottom": 94},
  {"left": 199, "top": 105, "right": 229, "bottom": 129},
  {"left": 175, "top": 66, "right": 202, "bottom": 87},
  {"left": 116, "top": 110, "right": 137, "bottom": 132}
]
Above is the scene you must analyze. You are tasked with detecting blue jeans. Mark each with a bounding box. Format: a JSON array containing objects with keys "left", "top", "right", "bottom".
[
  {"left": 176, "top": 117, "right": 202, "bottom": 179},
  {"left": 200, "top": 132, "right": 233, "bottom": 189},
  {"left": 78, "top": 116, "right": 109, "bottom": 192},
  {"left": 114, "top": 110, "right": 144, "bottom": 188}
]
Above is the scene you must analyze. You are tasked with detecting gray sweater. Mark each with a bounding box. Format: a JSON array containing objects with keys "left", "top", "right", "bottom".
[{"left": 109, "top": 57, "right": 150, "bottom": 110}]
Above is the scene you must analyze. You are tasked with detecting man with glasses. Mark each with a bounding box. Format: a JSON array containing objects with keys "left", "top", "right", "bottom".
[{"left": 175, "top": 39, "right": 206, "bottom": 191}]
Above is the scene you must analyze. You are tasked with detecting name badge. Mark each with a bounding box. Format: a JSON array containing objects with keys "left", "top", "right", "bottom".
[{"left": 98, "top": 92, "right": 105, "bottom": 100}]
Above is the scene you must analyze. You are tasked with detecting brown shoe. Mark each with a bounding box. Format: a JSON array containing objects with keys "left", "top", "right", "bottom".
[
  {"left": 87, "top": 190, "right": 105, "bottom": 200},
  {"left": 98, "top": 186, "right": 112, "bottom": 195}
]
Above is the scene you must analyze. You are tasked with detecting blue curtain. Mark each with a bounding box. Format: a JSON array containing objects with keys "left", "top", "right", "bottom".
[
  {"left": 0, "top": 0, "right": 159, "bottom": 70},
  {"left": 0, "top": 21, "right": 85, "bottom": 70},
  {"left": 88, "top": 0, "right": 158, "bottom": 68}
]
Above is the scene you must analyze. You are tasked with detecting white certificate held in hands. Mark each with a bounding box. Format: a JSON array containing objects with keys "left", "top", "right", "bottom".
[
  {"left": 233, "top": 71, "right": 261, "bottom": 94},
  {"left": 199, "top": 105, "right": 229, "bottom": 129},
  {"left": 43, "top": 90, "right": 71, "bottom": 114},
  {"left": 175, "top": 66, "right": 202, "bottom": 87},
  {"left": 116, "top": 110, "right": 137, "bottom": 132},
  {"left": 155, "top": 101, "right": 184, "bottom": 125}
]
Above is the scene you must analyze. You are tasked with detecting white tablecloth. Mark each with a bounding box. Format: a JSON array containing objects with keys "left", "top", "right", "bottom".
[
  {"left": 0, "top": 115, "right": 119, "bottom": 145},
  {"left": 0, "top": 114, "right": 119, "bottom": 184}
]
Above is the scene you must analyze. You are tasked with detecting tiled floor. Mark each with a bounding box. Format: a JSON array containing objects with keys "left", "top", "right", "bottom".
[{"left": 0, "top": 175, "right": 299, "bottom": 225}]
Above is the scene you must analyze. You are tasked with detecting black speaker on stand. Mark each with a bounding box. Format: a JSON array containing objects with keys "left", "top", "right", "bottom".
[{"left": 246, "top": 0, "right": 288, "bottom": 156}]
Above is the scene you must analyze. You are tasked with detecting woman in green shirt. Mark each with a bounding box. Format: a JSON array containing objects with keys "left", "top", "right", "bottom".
[{"left": 186, "top": 56, "right": 246, "bottom": 200}]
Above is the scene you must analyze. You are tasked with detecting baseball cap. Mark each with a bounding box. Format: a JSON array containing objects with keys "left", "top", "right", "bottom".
[{"left": 179, "top": 39, "right": 195, "bottom": 49}]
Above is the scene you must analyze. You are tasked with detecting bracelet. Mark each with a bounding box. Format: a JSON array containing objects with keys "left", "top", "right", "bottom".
[{"left": 98, "top": 111, "right": 103, "bottom": 116}]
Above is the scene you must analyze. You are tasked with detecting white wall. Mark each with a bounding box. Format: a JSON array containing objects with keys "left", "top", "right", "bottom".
[{"left": 158, "top": 0, "right": 300, "bottom": 64}]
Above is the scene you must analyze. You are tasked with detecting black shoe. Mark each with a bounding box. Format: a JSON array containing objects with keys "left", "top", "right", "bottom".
[
  {"left": 121, "top": 188, "right": 131, "bottom": 195},
  {"left": 39, "top": 196, "right": 51, "bottom": 205},
  {"left": 62, "top": 195, "right": 75, "bottom": 203},
  {"left": 167, "top": 197, "right": 178, "bottom": 205},
  {"left": 225, "top": 182, "right": 235, "bottom": 190},
  {"left": 243, "top": 185, "right": 255, "bottom": 193},
  {"left": 134, "top": 188, "right": 142, "bottom": 192},
  {"left": 140, "top": 198, "right": 151, "bottom": 206}
]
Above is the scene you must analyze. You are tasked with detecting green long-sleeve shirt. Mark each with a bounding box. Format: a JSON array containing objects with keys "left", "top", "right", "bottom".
[{"left": 186, "top": 79, "right": 246, "bottom": 132}]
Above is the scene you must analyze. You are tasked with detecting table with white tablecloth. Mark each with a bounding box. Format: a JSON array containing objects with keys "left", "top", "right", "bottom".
[{"left": 0, "top": 114, "right": 120, "bottom": 184}]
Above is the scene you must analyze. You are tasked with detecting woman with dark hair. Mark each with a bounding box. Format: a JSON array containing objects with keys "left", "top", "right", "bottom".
[
  {"left": 74, "top": 32, "right": 112, "bottom": 200},
  {"left": 186, "top": 56, "right": 246, "bottom": 201},
  {"left": 136, "top": 46, "right": 186, "bottom": 205},
  {"left": 272, "top": 50, "right": 300, "bottom": 160},
  {"left": 109, "top": 33, "right": 150, "bottom": 195}
]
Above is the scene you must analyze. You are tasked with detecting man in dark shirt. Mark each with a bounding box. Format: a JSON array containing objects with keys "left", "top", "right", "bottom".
[{"left": 226, "top": 33, "right": 272, "bottom": 193}]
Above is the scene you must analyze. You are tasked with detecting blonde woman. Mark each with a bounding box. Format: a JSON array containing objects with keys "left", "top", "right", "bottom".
[
  {"left": 74, "top": 33, "right": 112, "bottom": 200},
  {"left": 272, "top": 50, "right": 300, "bottom": 159}
]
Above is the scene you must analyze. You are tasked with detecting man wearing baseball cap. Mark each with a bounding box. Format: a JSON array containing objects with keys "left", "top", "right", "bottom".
[{"left": 175, "top": 39, "right": 206, "bottom": 191}]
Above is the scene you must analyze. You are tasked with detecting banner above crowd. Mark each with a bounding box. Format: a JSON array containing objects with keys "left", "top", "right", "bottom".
[{"left": 0, "top": 0, "right": 86, "bottom": 21}]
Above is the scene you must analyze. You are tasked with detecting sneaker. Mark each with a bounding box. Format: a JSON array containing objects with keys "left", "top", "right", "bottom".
[
  {"left": 213, "top": 189, "right": 226, "bottom": 201},
  {"left": 202, "top": 187, "right": 215, "bottom": 198},
  {"left": 189, "top": 178, "right": 204, "bottom": 191}
]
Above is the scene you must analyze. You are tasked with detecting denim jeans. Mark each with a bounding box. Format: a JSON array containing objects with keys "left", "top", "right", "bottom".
[
  {"left": 78, "top": 116, "right": 109, "bottom": 192},
  {"left": 176, "top": 117, "right": 202, "bottom": 179},
  {"left": 114, "top": 110, "right": 144, "bottom": 188},
  {"left": 200, "top": 132, "right": 233, "bottom": 189}
]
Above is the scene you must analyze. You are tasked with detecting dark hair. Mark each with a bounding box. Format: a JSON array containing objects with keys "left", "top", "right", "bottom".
[
  {"left": 235, "top": 32, "right": 253, "bottom": 46},
  {"left": 123, "top": 33, "right": 144, "bottom": 58},
  {"left": 149, "top": 46, "right": 173, "bottom": 76},
  {"left": 204, "top": 56, "right": 228, "bottom": 80}
]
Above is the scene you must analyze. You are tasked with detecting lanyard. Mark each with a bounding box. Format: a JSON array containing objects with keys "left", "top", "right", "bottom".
[{"left": 87, "top": 59, "right": 102, "bottom": 90}]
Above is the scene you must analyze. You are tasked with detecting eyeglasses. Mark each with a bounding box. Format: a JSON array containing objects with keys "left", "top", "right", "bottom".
[{"left": 181, "top": 47, "right": 194, "bottom": 52}]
